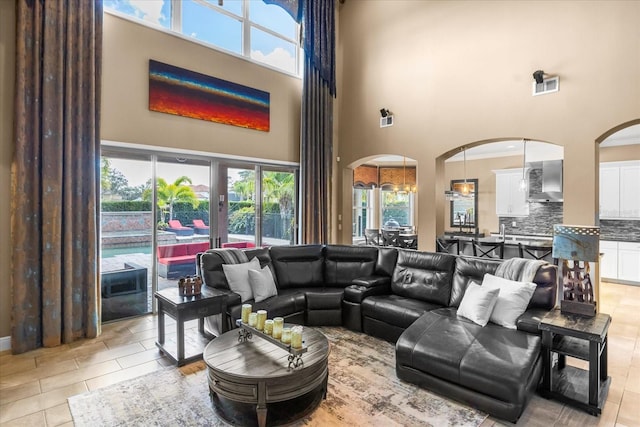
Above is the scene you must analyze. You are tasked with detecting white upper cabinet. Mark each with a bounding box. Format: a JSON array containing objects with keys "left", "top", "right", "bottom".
[
  {"left": 620, "top": 165, "right": 640, "bottom": 218},
  {"left": 600, "top": 161, "right": 640, "bottom": 219},
  {"left": 494, "top": 169, "right": 529, "bottom": 217}
]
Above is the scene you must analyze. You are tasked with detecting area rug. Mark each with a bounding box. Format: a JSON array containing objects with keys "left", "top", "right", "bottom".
[{"left": 68, "top": 327, "right": 488, "bottom": 426}]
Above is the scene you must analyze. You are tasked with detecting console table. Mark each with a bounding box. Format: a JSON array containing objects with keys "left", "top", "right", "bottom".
[
  {"left": 155, "top": 285, "right": 227, "bottom": 366},
  {"left": 539, "top": 309, "right": 611, "bottom": 415}
]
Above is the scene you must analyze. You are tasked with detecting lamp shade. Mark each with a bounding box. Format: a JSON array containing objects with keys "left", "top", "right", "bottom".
[{"left": 552, "top": 224, "right": 600, "bottom": 262}]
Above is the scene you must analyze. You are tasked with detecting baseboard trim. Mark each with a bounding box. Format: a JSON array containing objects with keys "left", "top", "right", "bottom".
[{"left": 0, "top": 336, "right": 11, "bottom": 353}]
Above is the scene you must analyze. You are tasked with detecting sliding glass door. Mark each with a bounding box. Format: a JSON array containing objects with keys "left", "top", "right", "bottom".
[
  {"left": 100, "top": 146, "right": 299, "bottom": 322},
  {"left": 100, "top": 151, "right": 153, "bottom": 322},
  {"left": 262, "top": 168, "right": 296, "bottom": 246},
  {"left": 155, "top": 156, "right": 211, "bottom": 290}
]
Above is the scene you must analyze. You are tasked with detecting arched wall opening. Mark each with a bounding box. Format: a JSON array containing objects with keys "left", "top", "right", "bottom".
[
  {"left": 435, "top": 137, "right": 564, "bottom": 244},
  {"left": 595, "top": 119, "right": 640, "bottom": 285},
  {"left": 345, "top": 154, "right": 418, "bottom": 245}
]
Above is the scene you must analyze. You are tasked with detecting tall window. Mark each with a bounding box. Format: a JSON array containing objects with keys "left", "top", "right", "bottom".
[
  {"left": 381, "top": 190, "right": 414, "bottom": 228},
  {"left": 104, "top": 0, "right": 300, "bottom": 75},
  {"left": 352, "top": 188, "right": 372, "bottom": 237}
]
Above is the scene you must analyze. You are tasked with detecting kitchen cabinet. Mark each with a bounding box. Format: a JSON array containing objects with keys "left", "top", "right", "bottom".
[
  {"left": 600, "top": 162, "right": 640, "bottom": 219},
  {"left": 618, "top": 242, "right": 640, "bottom": 282},
  {"left": 599, "top": 241, "right": 618, "bottom": 279},
  {"left": 620, "top": 166, "right": 640, "bottom": 218},
  {"left": 494, "top": 169, "right": 529, "bottom": 217},
  {"left": 600, "top": 240, "right": 640, "bottom": 284}
]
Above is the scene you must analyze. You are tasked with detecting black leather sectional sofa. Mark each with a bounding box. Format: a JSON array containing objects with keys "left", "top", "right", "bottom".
[{"left": 198, "top": 244, "right": 557, "bottom": 422}]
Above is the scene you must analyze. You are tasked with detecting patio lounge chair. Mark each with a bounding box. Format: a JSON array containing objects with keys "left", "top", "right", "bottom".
[
  {"left": 192, "top": 219, "right": 210, "bottom": 235},
  {"left": 166, "top": 219, "right": 194, "bottom": 236}
]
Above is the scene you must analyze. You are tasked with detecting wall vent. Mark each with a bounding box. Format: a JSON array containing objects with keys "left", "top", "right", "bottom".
[
  {"left": 380, "top": 115, "right": 394, "bottom": 128},
  {"left": 532, "top": 76, "right": 559, "bottom": 96}
]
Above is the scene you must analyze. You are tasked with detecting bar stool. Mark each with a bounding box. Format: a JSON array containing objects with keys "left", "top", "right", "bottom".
[
  {"left": 518, "top": 242, "right": 553, "bottom": 261},
  {"left": 472, "top": 239, "right": 505, "bottom": 259},
  {"left": 436, "top": 237, "right": 460, "bottom": 255}
]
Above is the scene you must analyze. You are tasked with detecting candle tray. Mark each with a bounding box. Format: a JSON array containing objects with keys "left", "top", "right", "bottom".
[{"left": 236, "top": 319, "right": 307, "bottom": 368}]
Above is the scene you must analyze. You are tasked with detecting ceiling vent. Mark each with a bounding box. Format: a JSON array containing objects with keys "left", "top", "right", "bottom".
[
  {"left": 532, "top": 76, "right": 559, "bottom": 96},
  {"left": 380, "top": 115, "right": 394, "bottom": 128}
]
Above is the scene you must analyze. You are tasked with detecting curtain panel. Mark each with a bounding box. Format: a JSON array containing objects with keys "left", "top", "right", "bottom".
[
  {"left": 300, "top": 0, "right": 336, "bottom": 244},
  {"left": 265, "top": 0, "right": 336, "bottom": 244},
  {"left": 12, "top": 0, "right": 102, "bottom": 353}
]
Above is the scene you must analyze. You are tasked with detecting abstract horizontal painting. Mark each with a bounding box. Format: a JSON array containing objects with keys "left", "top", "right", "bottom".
[{"left": 149, "top": 60, "right": 270, "bottom": 132}]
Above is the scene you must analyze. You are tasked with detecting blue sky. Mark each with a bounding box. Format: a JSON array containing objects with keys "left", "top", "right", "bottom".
[{"left": 104, "top": 0, "right": 298, "bottom": 73}]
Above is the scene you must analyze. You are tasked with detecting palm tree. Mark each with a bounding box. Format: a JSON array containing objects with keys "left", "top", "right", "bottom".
[
  {"left": 232, "top": 170, "right": 255, "bottom": 201},
  {"left": 143, "top": 176, "right": 198, "bottom": 222},
  {"left": 262, "top": 171, "right": 295, "bottom": 241}
]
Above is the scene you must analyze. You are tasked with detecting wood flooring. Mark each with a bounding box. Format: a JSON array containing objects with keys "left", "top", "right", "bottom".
[{"left": 1, "top": 281, "right": 639, "bottom": 426}]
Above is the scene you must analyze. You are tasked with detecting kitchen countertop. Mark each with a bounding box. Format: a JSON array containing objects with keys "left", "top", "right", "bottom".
[{"left": 440, "top": 234, "right": 552, "bottom": 247}]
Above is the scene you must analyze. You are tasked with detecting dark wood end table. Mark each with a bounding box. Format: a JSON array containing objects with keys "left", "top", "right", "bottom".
[
  {"left": 539, "top": 309, "right": 612, "bottom": 416},
  {"left": 155, "top": 285, "right": 227, "bottom": 366}
]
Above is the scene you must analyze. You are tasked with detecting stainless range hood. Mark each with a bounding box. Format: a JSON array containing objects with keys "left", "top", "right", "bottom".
[{"left": 527, "top": 160, "right": 563, "bottom": 202}]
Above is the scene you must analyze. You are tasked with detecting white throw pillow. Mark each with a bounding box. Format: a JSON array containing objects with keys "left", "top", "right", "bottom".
[
  {"left": 222, "top": 257, "right": 261, "bottom": 302},
  {"left": 481, "top": 273, "right": 537, "bottom": 329},
  {"left": 457, "top": 283, "right": 500, "bottom": 327}
]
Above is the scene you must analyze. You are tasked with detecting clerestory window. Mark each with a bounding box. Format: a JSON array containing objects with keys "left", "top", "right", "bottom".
[{"left": 104, "top": 0, "right": 301, "bottom": 75}]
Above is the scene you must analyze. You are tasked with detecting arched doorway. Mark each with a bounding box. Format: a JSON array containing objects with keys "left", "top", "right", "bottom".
[
  {"left": 597, "top": 119, "right": 640, "bottom": 285},
  {"left": 436, "top": 139, "right": 563, "bottom": 251},
  {"left": 350, "top": 155, "right": 417, "bottom": 246}
]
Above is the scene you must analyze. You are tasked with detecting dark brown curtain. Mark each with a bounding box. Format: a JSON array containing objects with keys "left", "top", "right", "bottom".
[
  {"left": 300, "top": 0, "right": 336, "bottom": 244},
  {"left": 263, "top": 0, "right": 335, "bottom": 244},
  {"left": 12, "top": 0, "right": 102, "bottom": 354}
]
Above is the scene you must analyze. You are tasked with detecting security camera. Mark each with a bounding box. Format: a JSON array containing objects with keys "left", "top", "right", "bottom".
[{"left": 533, "top": 70, "right": 545, "bottom": 84}]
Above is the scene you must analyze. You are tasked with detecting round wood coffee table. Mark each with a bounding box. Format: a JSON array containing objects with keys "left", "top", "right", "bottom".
[{"left": 204, "top": 325, "right": 329, "bottom": 427}]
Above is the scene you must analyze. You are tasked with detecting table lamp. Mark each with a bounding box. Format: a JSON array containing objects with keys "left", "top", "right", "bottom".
[{"left": 552, "top": 224, "right": 600, "bottom": 317}]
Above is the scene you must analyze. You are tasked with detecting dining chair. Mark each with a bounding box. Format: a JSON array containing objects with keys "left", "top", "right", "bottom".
[
  {"left": 381, "top": 230, "right": 400, "bottom": 247},
  {"left": 398, "top": 235, "right": 418, "bottom": 250},
  {"left": 436, "top": 237, "right": 460, "bottom": 255},
  {"left": 364, "top": 228, "right": 381, "bottom": 246},
  {"left": 472, "top": 239, "right": 505, "bottom": 259}
]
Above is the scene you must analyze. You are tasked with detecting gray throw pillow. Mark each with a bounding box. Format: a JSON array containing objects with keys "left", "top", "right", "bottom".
[{"left": 248, "top": 266, "right": 278, "bottom": 303}]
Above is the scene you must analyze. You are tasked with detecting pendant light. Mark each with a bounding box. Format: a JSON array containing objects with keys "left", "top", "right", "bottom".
[
  {"left": 461, "top": 148, "right": 470, "bottom": 195},
  {"left": 519, "top": 139, "right": 528, "bottom": 192},
  {"left": 395, "top": 156, "right": 415, "bottom": 195},
  {"left": 444, "top": 147, "right": 472, "bottom": 200}
]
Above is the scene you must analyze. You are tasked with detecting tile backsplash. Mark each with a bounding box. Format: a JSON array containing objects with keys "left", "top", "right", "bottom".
[
  {"left": 499, "top": 202, "right": 563, "bottom": 236},
  {"left": 600, "top": 220, "right": 640, "bottom": 242}
]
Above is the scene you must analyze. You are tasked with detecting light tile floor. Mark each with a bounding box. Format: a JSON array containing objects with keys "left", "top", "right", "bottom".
[{"left": 0, "top": 281, "right": 639, "bottom": 426}]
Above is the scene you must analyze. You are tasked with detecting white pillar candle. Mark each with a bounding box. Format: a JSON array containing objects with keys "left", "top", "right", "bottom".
[
  {"left": 248, "top": 312, "right": 258, "bottom": 327},
  {"left": 241, "top": 304, "right": 252, "bottom": 324},
  {"left": 281, "top": 327, "right": 292, "bottom": 345},
  {"left": 291, "top": 326, "right": 303, "bottom": 349},
  {"left": 263, "top": 319, "right": 274, "bottom": 335},
  {"left": 256, "top": 310, "right": 267, "bottom": 331},
  {"left": 272, "top": 317, "right": 284, "bottom": 339}
]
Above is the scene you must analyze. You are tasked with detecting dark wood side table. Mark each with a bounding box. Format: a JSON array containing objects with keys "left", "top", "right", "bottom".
[
  {"left": 539, "top": 309, "right": 612, "bottom": 415},
  {"left": 155, "top": 285, "right": 227, "bottom": 366}
]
